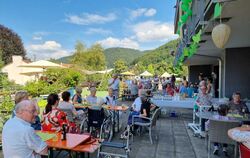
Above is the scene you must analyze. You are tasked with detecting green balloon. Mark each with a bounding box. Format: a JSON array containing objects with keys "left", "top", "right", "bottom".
[
  {"left": 186, "top": 9, "right": 192, "bottom": 16},
  {"left": 181, "top": 14, "right": 188, "bottom": 23},
  {"left": 181, "top": 3, "right": 189, "bottom": 11}
]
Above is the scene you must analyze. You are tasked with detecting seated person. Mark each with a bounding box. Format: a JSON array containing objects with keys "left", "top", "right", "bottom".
[
  {"left": 104, "top": 88, "right": 116, "bottom": 106},
  {"left": 206, "top": 104, "right": 230, "bottom": 156},
  {"left": 12, "top": 90, "right": 29, "bottom": 117},
  {"left": 2, "top": 100, "right": 48, "bottom": 157},
  {"left": 179, "top": 82, "right": 188, "bottom": 97},
  {"left": 121, "top": 91, "right": 155, "bottom": 138},
  {"left": 31, "top": 99, "right": 41, "bottom": 130},
  {"left": 86, "top": 87, "right": 104, "bottom": 109},
  {"left": 228, "top": 92, "right": 249, "bottom": 114},
  {"left": 58, "top": 91, "right": 84, "bottom": 120},
  {"left": 187, "top": 83, "right": 195, "bottom": 98},
  {"left": 41, "top": 94, "right": 69, "bottom": 132},
  {"left": 72, "top": 87, "right": 83, "bottom": 105},
  {"left": 166, "top": 83, "right": 174, "bottom": 96}
]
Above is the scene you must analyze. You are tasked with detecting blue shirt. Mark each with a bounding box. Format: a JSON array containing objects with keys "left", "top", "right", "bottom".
[{"left": 2, "top": 117, "right": 47, "bottom": 158}]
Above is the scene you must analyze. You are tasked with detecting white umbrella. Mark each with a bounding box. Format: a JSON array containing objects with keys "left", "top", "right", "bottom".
[
  {"left": 161, "top": 72, "right": 171, "bottom": 78},
  {"left": 19, "top": 60, "right": 64, "bottom": 69},
  {"left": 140, "top": 71, "right": 153, "bottom": 77}
]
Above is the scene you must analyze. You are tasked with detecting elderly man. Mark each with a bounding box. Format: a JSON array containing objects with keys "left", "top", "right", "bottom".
[
  {"left": 228, "top": 92, "right": 249, "bottom": 114},
  {"left": 2, "top": 100, "right": 48, "bottom": 158},
  {"left": 108, "top": 74, "right": 120, "bottom": 99}
]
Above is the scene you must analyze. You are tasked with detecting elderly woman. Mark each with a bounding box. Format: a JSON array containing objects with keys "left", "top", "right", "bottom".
[
  {"left": 104, "top": 88, "right": 116, "bottom": 106},
  {"left": 195, "top": 85, "right": 212, "bottom": 137},
  {"left": 12, "top": 90, "right": 29, "bottom": 117},
  {"left": 86, "top": 87, "right": 104, "bottom": 109},
  {"left": 72, "top": 87, "right": 83, "bottom": 105}
]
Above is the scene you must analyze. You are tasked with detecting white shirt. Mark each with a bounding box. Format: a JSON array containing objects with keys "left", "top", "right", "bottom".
[
  {"left": 104, "top": 95, "right": 116, "bottom": 106},
  {"left": 132, "top": 97, "right": 142, "bottom": 112},
  {"left": 230, "top": 129, "right": 250, "bottom": 149},
  {"left": 2, "top": 117, "right": 47, "bottom": 158},
  {"left": 58, "top": 101, "right": 77, "bottom": 115},
  {"left": 108, "top": 78, "right": 120, "bottom": 90}
]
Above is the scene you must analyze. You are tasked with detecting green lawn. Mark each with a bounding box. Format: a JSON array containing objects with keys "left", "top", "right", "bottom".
[{"left": 81, "top": 88, "right": 107, "bottom": 98}]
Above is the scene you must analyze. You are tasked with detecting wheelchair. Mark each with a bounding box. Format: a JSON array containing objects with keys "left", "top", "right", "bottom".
[{"left": 80, "top": 107, "right": 113, "bottom": 141}]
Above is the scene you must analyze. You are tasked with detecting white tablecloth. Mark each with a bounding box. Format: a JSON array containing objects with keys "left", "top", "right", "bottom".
[{"left": 151, "top": 98, "right": 195, "bottom": 109}]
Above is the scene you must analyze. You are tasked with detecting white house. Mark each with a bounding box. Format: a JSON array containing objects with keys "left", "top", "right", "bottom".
[{"left": 1, "top": 56, "right": 43, "bottom": 85}]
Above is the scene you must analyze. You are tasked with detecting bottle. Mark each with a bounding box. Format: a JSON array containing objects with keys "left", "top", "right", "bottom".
[{"left": 61, "top": 124, "right": 67, "bottom": 140}]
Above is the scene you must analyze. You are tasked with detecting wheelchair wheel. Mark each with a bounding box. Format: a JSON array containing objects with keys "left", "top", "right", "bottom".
[
  {"left": 101, "top": 121, "right": 113, "bottom": 141},
  {"left": 80, "top": 119, "right": 88, "bottom": 134}
]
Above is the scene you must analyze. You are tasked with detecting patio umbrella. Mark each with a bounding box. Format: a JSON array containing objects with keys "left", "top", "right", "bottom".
[
  {"left": 161, "top": 72, "right": 171, "bottom": 78},
  {"left": 19, "top": 60, "right": 64, "bottom": 69},
  {"left": 140, "top": 71, "right": 153, "bottom": 77},
  {"left": 120, "top": 71, "right": 135, "bottom": 76}
]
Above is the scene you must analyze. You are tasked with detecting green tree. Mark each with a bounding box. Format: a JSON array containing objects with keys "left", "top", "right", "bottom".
[
  {"left": 71, "top": 42, "right": 106, "bottom": 71},
  {"left": 147, "top": 64, "right": 155, "bottom": 74},
  {"left": 0, "top": 50, "right": 4, "bottom": 69},
  {"left": 114, "top": 59, "right": 128, "bottom": 74},
  {"left": 0, "top": 24, "right": 26, "bottom": 64}
]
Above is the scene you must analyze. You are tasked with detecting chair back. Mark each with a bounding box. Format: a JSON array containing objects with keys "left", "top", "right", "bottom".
[
  {"left": 151, "top": 108, "right": 161, "bottom": 126},
  {"left": 208, "top": 119, "right": 239, "bottom": 145},
  {"left": 88, "top": 108, "right": 105, "bottom": 128},
  {"left": 239, "top": 143, "right": 250, "bottom": 158},
  {"left": 60, "top": 109, "right": 75, "bottom": 122}
]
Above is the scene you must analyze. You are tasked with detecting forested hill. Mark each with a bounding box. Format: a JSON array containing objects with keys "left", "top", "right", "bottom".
[
  {"left": 132, "top": 39, "right": 179, "bottom": 65},
  {"left": 131, "top": 39, "right": 184, "bottom": 75},
  {"left": 56, "top": 47, "right": 146, "bottom": 68},
  {"left": 104, "top": 47, "right": 145, "bottom": 68}
]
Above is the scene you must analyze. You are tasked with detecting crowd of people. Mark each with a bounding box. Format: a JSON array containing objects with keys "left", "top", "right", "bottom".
[{"left": 2, "top": 72, "right": 250, "bottom": 157}]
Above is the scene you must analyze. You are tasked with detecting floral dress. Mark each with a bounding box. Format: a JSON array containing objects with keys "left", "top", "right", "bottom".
[{"left": 41, "top": 107, "right": 69, "bottom": 132}]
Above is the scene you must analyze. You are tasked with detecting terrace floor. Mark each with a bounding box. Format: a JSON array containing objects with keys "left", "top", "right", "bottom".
[{"left": 0, "top": 105, "right": 237, "bottom": 158}]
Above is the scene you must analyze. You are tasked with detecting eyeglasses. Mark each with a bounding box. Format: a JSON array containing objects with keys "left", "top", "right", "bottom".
[{"left": 22, "top": 109, "right": 37, "bottom": 114}]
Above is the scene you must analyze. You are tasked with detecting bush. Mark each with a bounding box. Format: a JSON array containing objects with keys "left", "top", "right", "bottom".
[{"left": 24, "top": 80, "right": 65, "bottom": 97}]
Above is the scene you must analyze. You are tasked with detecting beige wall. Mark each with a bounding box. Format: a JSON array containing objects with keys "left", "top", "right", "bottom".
[{"left": 1, "top": 56, "right": 40, "bottom": 85}]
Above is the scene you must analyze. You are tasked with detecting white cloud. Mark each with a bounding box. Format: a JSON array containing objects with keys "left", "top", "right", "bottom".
[
  {"left": 32, "top": 36, "right": 42, "bottom": 40},
  {"left": 85, "top": 28, "right": 112, "bottom": 35},
  {"left": 97, "top": 37, "right": 139, "bottom": 49},
  {"left": 32, "top": 31, "right": 50, "bottom": 41},
  {"left": 130, "top": 8, "right": 157, "bottom": 19},
  {"left": 132, "top": 20, "right": 178, "bottom": 42},
  {"left": 65, "top": 13, "right": 116, "bottom": 25},
  {"left": 144, "top": 8, "right": 157, "bottom": 17},
  {"left": 27, "top": 41, "right": 71, "bottom": 59}
]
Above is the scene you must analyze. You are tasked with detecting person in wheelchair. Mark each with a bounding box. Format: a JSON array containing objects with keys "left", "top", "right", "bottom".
[{"left": 103, "top": 88, "right": 116, "bottom": 106}]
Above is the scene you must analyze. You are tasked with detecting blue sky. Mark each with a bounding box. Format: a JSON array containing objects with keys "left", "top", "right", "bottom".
[{"left": 0, "top": 0, "right": 178, "bottom": 60}]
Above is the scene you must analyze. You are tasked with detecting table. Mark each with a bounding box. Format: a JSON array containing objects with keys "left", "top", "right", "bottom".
[
  {"left": 196, "top": 111, "right": 250, "bottom": 122},
  {"left": 151, "top": 98, "right": 195, "bottom": 109},
  {"left": 103, "top": 105, "right": 129, "bottom": 133},
  {"left": 72, "top": 138, "right": 100, "bottom": 158},
  {"left": 37, "top": 131, "right": 91, "bottom": 158}
]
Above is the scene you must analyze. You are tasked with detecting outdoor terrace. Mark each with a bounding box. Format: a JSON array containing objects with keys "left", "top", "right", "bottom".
[{"left": 0, "top": 106, "right": 236, "bottom": 158}]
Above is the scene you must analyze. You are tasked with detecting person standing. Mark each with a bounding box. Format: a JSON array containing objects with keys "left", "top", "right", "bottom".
[
  {"left": 2, "top": 100, "right": 48, "bottom": 158},
  {"left": 108, "top": 74, "right": 120, "bottom": 99}
]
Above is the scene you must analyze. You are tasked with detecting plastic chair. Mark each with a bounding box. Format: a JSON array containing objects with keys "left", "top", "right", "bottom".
[
  {"left": 207, "top": 119, "right": 240, "bottom": 158},
  {"left": 239, "top": 143, "right": 250, "bottom": 158},
  {"left": 132, "top": 108, "right": 161, "bottom": 144}
]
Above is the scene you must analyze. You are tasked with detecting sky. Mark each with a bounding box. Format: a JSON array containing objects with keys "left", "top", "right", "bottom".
[{"left": 0, "top": 0, "right": 178, "bottom": 60}]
